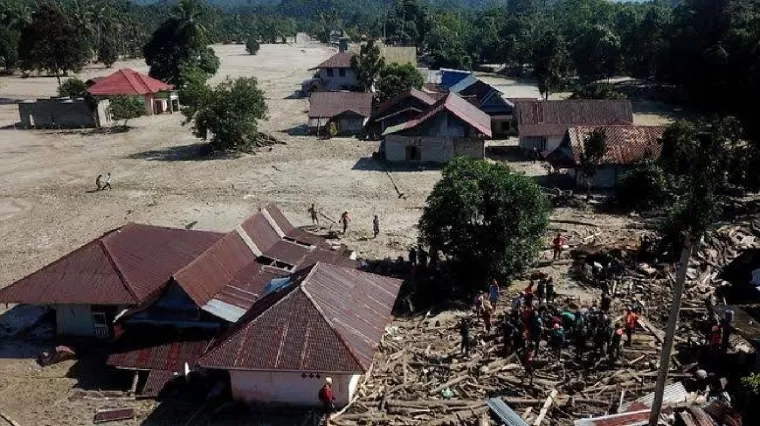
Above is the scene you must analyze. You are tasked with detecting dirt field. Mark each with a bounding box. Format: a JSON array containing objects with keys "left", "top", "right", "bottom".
[{"left": 0, "top": 43, "right": 670, "bottom": 425}]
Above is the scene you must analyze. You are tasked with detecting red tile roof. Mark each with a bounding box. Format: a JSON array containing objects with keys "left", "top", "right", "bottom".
[
  {"left": 197, "top": 263, "right": 401, "bottom": 373},
  {"left": 309, "top": 51, "right": 356, "bottom": 70},
  {"left": 87, "top": 68, "right": 173, "bottom": 96},
  {"left": 0, "top": 224, "right": 223, "bottom": 305},
  {"left": 563, "top": 125, "right": 666, "bottom": 165},
  {"left": 383, "top": 93, "right": 493, "bottom": 137},
  {"left": 173, "top": 231, "right": 258, "bottom": 307},
  {"left": 515, "top": 100, "right": 633, "bottom": 137},
  {"left": 308, "top": 92, "right": 374, "bottom": 119}
]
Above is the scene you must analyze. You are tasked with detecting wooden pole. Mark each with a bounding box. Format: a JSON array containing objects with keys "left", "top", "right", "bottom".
[
  {"left": 533, "top": 389, "right": 557, "bottom": 426},
  {"left": 648, "top": 239, "right": 693, "bottom": 426}
]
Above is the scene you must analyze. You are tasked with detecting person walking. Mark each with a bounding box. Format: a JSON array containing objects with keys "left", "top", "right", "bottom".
[
  {"left": 372, "top": 215, "right": 380, "bottom": 238},
  {"left": 536, "top": 278, "right": 546, "bottom": 305},
  {"left": 340, "top": 211, "right": 350, "bottom": 234},
  {"left": 318, "top": 377, "right": 336, "bottom": 425},
  {"left": 308, "top": 203, "right": 319, "bottom": 226},
  {"left": 408, "top": 247, "right": 417, "bottom": 266},
  {"left": 624, "top": 307, "right": 638, "bottom": 346},
  {"left": 459, "top": 318, "right": 471, "bottom": 356},
  {"left": 95, "top": 174, "right": 103, "bottom": 191},
  {"left": 546, "top": 277, "right": 556, "bottom": 304},
  {"left": 482, "top": 300, "right": 493, "bottom": 333},
  {"left": 488, "top": 279, "right": 500, "bottom": 308},
  {"left": 552, "top": 233, "right": 567, "bottom": 261},
  {"left": 102, "top": 172, "right": 112, "bottom": 190},
  {"left": 609, "top": 324, "right": 624, "bottom": 362},
  {"left": 551, "top": 323, "right": 565, "bottom": 360},
  {"left": 524, "top": 343, "right": 536, "bottom": 385},
  {"left": 474, "top": 291, "right": 485, "bottom": 318}
]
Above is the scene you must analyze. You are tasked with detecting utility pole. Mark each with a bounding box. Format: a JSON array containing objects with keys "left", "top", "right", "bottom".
[{"left": 648, "top": 238, "right": 693, "bottom": 425}]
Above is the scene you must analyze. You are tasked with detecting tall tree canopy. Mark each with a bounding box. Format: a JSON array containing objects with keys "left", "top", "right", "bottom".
[
  {"left": 17, "top": 3, "right": 90, "bottom": 86},
  {"left": 377, "top": 63, "right": 424, "bottom": 102},
  {"left": 143, "top": 0, "right": 219, "bottom": 86},
  {"left": 419, "top": 158, "right": 550, "bottom": 287},
  {"left": 351, "top": 39, "right": 385, "bottom": 91}
]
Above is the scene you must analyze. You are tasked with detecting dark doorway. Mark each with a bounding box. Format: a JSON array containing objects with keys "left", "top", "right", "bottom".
[{"left": 406, "top": 145, "right": 421, "bottom": 161}]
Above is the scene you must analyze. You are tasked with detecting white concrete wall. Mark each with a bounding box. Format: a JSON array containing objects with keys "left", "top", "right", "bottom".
[
  {"left": 336, "top": 117, "right": 367, "bottom": 134},
  {"left": 385, "top": 135, "right": 485, "bottom": 163},
  {"left": 229, "top": 371, "right": 361, "bottom": 407},
  {"left": 319, "top": 68, "right": 358, "bottom": 91},
  {"left": 55, "top": 304, "right": 94, "bottom": 336}
]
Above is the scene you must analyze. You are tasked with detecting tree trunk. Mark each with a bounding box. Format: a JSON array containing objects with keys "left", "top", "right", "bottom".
[{"left": 648, "top": 238, "right": 693, "bottom": 425}]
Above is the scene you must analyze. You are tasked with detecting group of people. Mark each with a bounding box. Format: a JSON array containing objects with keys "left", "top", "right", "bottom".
[
  {"left": 460, "top": 278, "right": 642, "bottom": 385},
  {"left": 94, "top": 173, "right": 112, "bottom": 191},
  {"left": 308, "top": 204, "right": 380, "bottom": 238}
]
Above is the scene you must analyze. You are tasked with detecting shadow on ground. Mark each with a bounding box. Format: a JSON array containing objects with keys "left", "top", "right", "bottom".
[
  {"left": 352, "top": 157, "right": 444, "bottom": 172},
  {"left": 127, "top": 144, "right": 224, "bottom": 162},
  {"left": 486, "top": 145, "right": 535, "bottom": 163},
  {"left": 284, "top": 124, "right": 310, "bottom": 136}
]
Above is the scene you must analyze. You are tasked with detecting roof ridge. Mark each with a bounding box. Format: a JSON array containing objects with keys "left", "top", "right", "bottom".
[
  {"left": 98, "top": 237, "right": 140, "bottom": 303},
  {"left": 299, "top": 262, "right": 368, "bottom": 371}
]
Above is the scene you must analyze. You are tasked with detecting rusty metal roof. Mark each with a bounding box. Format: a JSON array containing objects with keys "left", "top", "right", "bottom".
[
  {"left": 266, "top": 240, "right": 310, "bottom": 265},
  {"left": 373, "top": 88, "right": 437, "bottom": 119},
  {"left": 173, "top": 231, "right": 258, "bottom": 307},
  {"left": 107, "top": 329, "right": 212, "bottom": 372},
  {"left": 0, "top": 224, "right": 223, "bottom": 305},
  {"left": 621, "top": 382, "right": 688, "bottom": 412},
  {"left": 574, "top": 410, "right": 650, "bottom": 426},
  {"left": 515, "top": 100, "right": 633, "bottom": 137},
  {"left": 263, "top": 204, "right": 295, "bottom": 234},
  {"left": 309, "top": 51, "right": 356, "bottom": 69},
  {"left": 241, "top": 212, "right": 280, "bottom": 253},
  {"left": 383, "top": 93, "right": 493, "bottom": 137},
  {"left": 197, "top": 263, "right": 402, "bottom": 373},
  {"left": 564, "top": 125, "right": 666, "bottom": 166},
  {"left": 308, "top": 92, "right": 374, "bottom": 119}
]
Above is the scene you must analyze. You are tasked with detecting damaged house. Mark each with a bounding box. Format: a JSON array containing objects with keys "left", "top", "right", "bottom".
[
  {"left": 546, "top": 125, "right": 665, "bottom": 188},
  {"left": 0, "top": 205, "right": 402, "bottom": 402},
  {"left": 381, "top": 93, "right": 492, "bottom": 163},
  {"left": 308, "top": 92, "right": 373, "bottom": 135}
]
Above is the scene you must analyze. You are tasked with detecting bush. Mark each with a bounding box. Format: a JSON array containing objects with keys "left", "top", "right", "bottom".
[
  {"left": 108, "top": 95, "right": 144, "bottom": 127},
  {"left": 570, "top": 83, "right": 627, "bottom": 100},
  {"left": 615, "top": 161, "right": 674, "bottom": 212},
  {"left": 58, "top": 78, "right": 88, "bottom": 98},
  {"left": 326, "top": 121, "right": 338, "bottom": 138},
  {"left": 245, "top": 37, "right": 260, "bottom": 55}
]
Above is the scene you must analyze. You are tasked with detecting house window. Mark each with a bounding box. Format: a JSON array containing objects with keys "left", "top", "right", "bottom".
[
  {"left": 339, "top": 68, "right": 346, "bottom": 77},
  {"left": 326, "top": 68, "right": 334, "bottom": 77}
]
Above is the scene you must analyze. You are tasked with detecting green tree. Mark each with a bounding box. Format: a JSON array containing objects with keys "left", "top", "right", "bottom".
[
  {"left": 0, "top": 25, "right": 19, "bottom": 72},
  {"left": 569, "top": 83, "right": 626, "bottom": 100},
  {"left": 143, "top": 0, "right": 218, "bottom": 86},
  {"left": 17, "top": 4, "right": 91, "bottom": 87},
  {"left": 418, "top": 158, "right": 550, "bottom": 286},
  {"left": 571, "top": 24, "right": 621, "bottom": 83},
  {"left": 377, "top": 63, "right": 424, "bottom": 102},
  {"left": 245, "top": 36, "right": 260, "bottom": 55},
  {"left": 616, "top": 160, "right": 673, "bottom": 212},
  {"left": 184, "top": 77, "right": 269, "bottom": 153},
  {"left": 58, "top": 77, "right": 88, "bottom": 98},
  {"left": 351, "top": 39, "right": 385, "bottom": 91},
  {"left": 532, "top": 30, "right": 569, "bottom": 100},
  {"left": 177, "top": 64, "right": 212, "bottom": 113},
  {"left": 108, "top": 95, "right": 144, "bottom": 128},
  {"left": 579, "top": 128, "right": 608, "bottom": 194}
]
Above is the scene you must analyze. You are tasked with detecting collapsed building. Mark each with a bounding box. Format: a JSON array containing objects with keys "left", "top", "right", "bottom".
[{"left": 0, "top": 205, "right": 402, "bottom": 403}]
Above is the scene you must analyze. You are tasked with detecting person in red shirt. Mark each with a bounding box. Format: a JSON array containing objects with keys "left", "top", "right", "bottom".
[
  {"left": 552, "top": 233, "right": 567, "bottom": 260},
  {"left": 319, "top": 377, "right": 336, "bottom": 425},
  {"left": 624, "top": 308, "right": 639, "bottom": 346}
]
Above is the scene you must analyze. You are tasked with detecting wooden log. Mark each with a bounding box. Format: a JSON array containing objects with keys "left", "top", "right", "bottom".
[
  {"left": 429, "top": 375, "right": 469, "bottom": 395},
  {"left": 532, "top": 389, "right": 557, "bottom": 426},
  {"left": 422, "top": 405, "right": 490, "bottom": 426}
]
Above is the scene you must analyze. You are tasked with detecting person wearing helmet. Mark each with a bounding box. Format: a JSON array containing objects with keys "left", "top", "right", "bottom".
[{"left": 319, "top": 377, "right": 336, "bottom": 425}]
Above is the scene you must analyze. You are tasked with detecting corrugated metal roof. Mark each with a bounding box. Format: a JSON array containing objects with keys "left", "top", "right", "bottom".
[
  {"left": 309, "top": 51, "right": 356, "bottom": 69},
  {"left": 263, "top": 204, "right": 295, "bottom": 234},
  {"left": 701, "top": 400, "right": 742, "bottom": 426},
  {"left": 383, "top": 93, "right": 493, "bottom": 137},
  {"left": 486, "top": 397, "right": 529, "bottom": 426},
  {"left": 373, "top": 89, "right": 437, "bottom": 119},
  {"left": 107, "top": 330, "right": 212, "bottom": 372},
  {"left": 87, "top": 68, "right": 173, "bottom": 96},
  {"left": 197, "top": 263, "right": 402, "bottom": 373},
  {"left": 241, "top": 211, "right": 282, "bottom": 253},
  {"left": 173, "top": 231, "right": 258, "bottom": 307},
  {"left": 564, "top": 125, "right": 666, "bottom": 166},
  {"left": 621, "top": 382, "right": 688, "bottom": 412},
  {"left": 203, "top": 262, "right": 290, "bottom": 318},
  {"left": 308, "top": 92, "right": 373, "bottom": 119},
  {"left": 574, "top": 410, "right": 650, "bottom": 426},
  {"left": 266, "top": 240, "right": 310, "bottom": 265},
  {"left": 515, "top": 100, "right": 633, "bottom": 137},
  {"left": 140, "top": 370, "right": 177, "bottom": 398},
  {"left": 0, "top": 224, "right": 223, "bottom": 305}
]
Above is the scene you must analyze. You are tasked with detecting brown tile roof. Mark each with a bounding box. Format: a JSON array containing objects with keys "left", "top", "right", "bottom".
[
  {"left": 515, "top": 100, "right": 633, "bottom": 137},
  {"left": 383, "top": 93, "right": 493, "bottom": 137},
  {"left": 309, "top": 92, "right": 373, "bottom": 119},
  {"left": 0, "top": 225, "right": 223, "bottom": 305},
  {"left": 197, "top": 263, "right": 401, "bottom": 373},
  {"left": 107, "top": 328, "right": 212, "bottom": 372},
  {"left": 309, "top": 51, "right": 356, "bottom": 70},
  {"left": 564, "top": 125, "right": 666, "bottom": 165},
  {"left": 173, "top": 231, "right": 258, "bottom": 307}
]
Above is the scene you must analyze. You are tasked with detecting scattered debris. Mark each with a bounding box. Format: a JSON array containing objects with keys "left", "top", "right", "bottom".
[
  {"left": 92, "top": 408, "right": 134, "bottom": 424},
  {"left": 37, "top": 345, "right": 76, "bottom": 367}
]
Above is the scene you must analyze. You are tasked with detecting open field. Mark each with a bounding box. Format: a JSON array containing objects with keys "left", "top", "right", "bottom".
[{"left": 0, "top": 43, "right": 676, "bottom": 425}]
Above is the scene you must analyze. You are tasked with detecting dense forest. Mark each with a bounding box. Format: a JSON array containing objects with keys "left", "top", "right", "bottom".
[{"left": 2, "top": 0, "right": 760, "bottom": 138}]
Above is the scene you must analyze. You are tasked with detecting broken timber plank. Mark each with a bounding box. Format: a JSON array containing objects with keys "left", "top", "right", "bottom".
[
  {"left": 532, "top": 390, "right": 557, "bottom": 426},
  {"left": 93, "top": 408, "right": 135, "bottom": 424},
  {"left": 428, "top": 375, "right": 469, "bottom": 395}
]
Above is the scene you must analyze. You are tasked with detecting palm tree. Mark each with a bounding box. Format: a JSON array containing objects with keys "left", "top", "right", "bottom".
[{"left": 173, "top": 0, "right": 208, "bottom": 47}]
